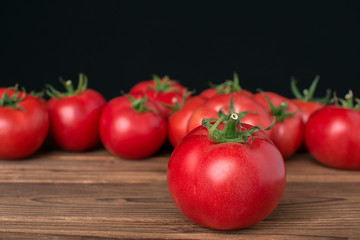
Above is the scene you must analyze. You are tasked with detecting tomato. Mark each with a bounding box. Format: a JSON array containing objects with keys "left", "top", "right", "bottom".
[
  {"left": 304, "top": 92, "right": 360, "bottom": 170},
  {"left": 167, "top": 113, "right": 285, "bottom": 230},
  {"left": 0, "top": 86, "right": 49, "bottom": 159},
  {"left": 168, "top": 95, "right": 207, "bottom": 147},
  {"left": 99, "top": 95, "right": 167, "bottom": 159},
  {"left": 253, "top": 91, "right": 304, "bottom": 158},
  {"left": 290, "top": 75, "right": 330, "bottom": 124},
  {"left": 47, "top": 74, "right": 106, "bottom": 151},
  {"left": 129, "top": 75, "right": 190, "bottom": 116}
]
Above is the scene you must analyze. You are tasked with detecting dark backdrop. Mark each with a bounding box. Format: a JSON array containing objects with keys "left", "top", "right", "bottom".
[{"left": 1, "top": 1, "right": 359, "bottom": 100}]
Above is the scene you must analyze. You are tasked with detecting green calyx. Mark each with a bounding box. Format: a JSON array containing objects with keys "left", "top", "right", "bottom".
[
  {"left": 210, "top": 72, "right": 243, "bottom": 94},
  {"left": 334, "top": 90, "right": 360, "bottom": 110},
  {"left": 149, "top": 75, "right": 178, "bottom": 93},
  {"left": 126, "top": 95, "right": 156, "bottom": 113},
  {"left": 0, "top": 85, "right": 26, "bottom": 111},
  {"left": 201, "top": 112, "right": 275, "bottom": 144},
  {"left": 29, "top": 90, "right": 45, "bottom": 98},
  {"left": 291, "top": 75, "right": 331, "bottom": 104},
  {"left": 260, "top": 91, "right": 296, "bottom": 122},
  {"left": 162, "top": 88, "right": 191, "bottom": 113},
  {"left": 46, "top": 73, "right": 88, "bottom": 98}
]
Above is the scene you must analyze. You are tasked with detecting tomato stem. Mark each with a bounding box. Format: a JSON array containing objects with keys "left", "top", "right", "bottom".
[
  {"left": 291, "top": 75, "right": 331, "bottom": 104},
  {"left": 46, "top": 73, "right": 88, "bottom": 98},
  {"left": 202, "top": 112, "right": 275, "bottom": 143},
  {"left": 160, "top": 87, "right": 192, "bottom": 114},
  {"left": 259, "top": 91, "right": 296, "bottom": 122},
  {"left": 335, "top": 90, "right": 360, "bottom": 110},
  {"left": 210, "top": 72, "right": 244, "bottom": 94},
  {"left": 223, "top": 113, "right": 238, "bottom": 139},
  {"left": 149, "top": 75, "right": 179, "bottom": 93},
  {"left": 0, "top": 85, "right": 26, "bottom": 111},
  {"left": 126, "top": 95, "right": 156, "bottom": 113}
]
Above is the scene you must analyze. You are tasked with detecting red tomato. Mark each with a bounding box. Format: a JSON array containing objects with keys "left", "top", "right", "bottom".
[
  {"left": 253, "top": 92, "right": 304, "bottom": 158},
  {"left": 167, "top": 114, "right": 285, "bottom": 230},
  {"left": 0, "top": 87, "right": 49, "bottom": 159},
  {"left": 168, "top": 95, "right": 207, "bottom": 147},
  {"left": 47, "top": 74, "right": 106, "bottom": 151},
  {"left": 99, "top": 95, "right": 167, "bottom": 159},
  {"left": 305, "top": 103, "right": 360, "bottom": 170},
  {"left": 129, "top": 75, "right": 190, "bottom": 116}
]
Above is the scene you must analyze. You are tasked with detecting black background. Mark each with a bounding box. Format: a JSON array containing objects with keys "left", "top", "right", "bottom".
[{"left": 1, "top": 1, "right": 359, "bottom": 100}]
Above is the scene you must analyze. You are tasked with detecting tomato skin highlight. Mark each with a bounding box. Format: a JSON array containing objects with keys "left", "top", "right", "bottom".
[
  {"left": 99, "top": 96, "right": 167, "bottom": 159},
  {"left": 47, "top": 89, "right": 106, "bottom": 151},
  {"left": 0, "top": 88, "right": 49, "bottom": 159},
  {"left": 305, "top": 106, "right": 360, "bottom": 170},
  {"left": 167, "top": 123, "right": 286, "bottom": 230}
]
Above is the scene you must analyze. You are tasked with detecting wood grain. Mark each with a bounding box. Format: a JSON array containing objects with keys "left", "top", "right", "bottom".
[{"left": 0, "top": 146, "right": 359, "bottom": 240}]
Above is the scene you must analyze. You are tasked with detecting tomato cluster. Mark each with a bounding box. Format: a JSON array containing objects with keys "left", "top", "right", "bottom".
[{"left": 1, "top": 73, "right": 359, "bottom": 230}]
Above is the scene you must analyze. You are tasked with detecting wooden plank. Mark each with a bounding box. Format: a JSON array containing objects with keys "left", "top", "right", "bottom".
[{"left": 0, "top": 147, "right": 359, "bottom": 239}]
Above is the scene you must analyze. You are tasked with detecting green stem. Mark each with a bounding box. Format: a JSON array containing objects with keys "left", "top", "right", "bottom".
[
  {"left": 149, "top": 75, "right": 178, "bottom": 93},
  {"left": 337, "top": 90, "right": 360, "bottom": 110},
  {"left": 304, "top": 75, "right": 320, "bottom": 101},
  {"left": 290, "top": 76, "right": 304, "bottom": 100},
  {"left": 126, "top": 95, "right": 156, "bottom": 113},
  {"left": 291, "top": 75, "right": 330, "bottom": 104},
  {"left": 210, "top": 72, "right": 244, "bottom": 94},
  {"left": 47, "top": 73, "right": 88, "bottom": 98},
  {"left": 223, "top": 113, "right": 238, "bottom": 139},
  {"left": 0, "top": 85, "right": 26, "bottom": 111},
  {"left": 260, "top": 91, "right": 296, "bottom": 122}
]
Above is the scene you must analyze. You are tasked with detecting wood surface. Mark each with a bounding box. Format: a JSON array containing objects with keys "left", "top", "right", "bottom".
[{"left": 0, "top": 145, "right": 359, "bottom": 240}]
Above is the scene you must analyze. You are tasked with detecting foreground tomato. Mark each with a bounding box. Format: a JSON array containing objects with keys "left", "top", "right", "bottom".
[
  {"left": 47, "top": 74, "right": 106, "bottom": 151},
  {"left": 0, "top": 86, "right": 49, "bottom": 159},
  {"left": 167, "top": 113, "right": 285, "bottom": 230},
  {"left": 99, "top": 95, "right": 167, "bottom": 159},
  {"left": 129, "top": 75, "right": 190, "bottom": 116},
  {"left": 253, "top": 91, "right": 303, "bottom": 158},
  {"left": 305, "top": 91, "right": 360, "bottom": 170}
]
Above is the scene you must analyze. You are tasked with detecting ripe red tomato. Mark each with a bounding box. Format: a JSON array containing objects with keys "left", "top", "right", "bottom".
[
  {"left": 168, "top": 95, "right": 207, "bottom": 147},
  {"left": 0, "top": 86, "right": 49, "bottom": 159},
  {"left": 129, "top": 75, "right": 190, "bottom": 116},
  {"left": 47, "top": 74, "right": 106, "bottom": 151},
  {"left": 167, "top": 114, "right": 285, "bottom": 230},
  {"left": 305, "top": 94, "right": 360, "bottom": 170},
  {"left": 99, "top": 95, "right": 167, "bottom": 159},
  {"left": 253, "top": 91, "right": 304, "bottom": 158}
]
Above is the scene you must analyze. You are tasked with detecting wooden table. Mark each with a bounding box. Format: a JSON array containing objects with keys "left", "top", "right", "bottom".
[{"left": 0, "top": 145, "right": 359, "bottom": 240}]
